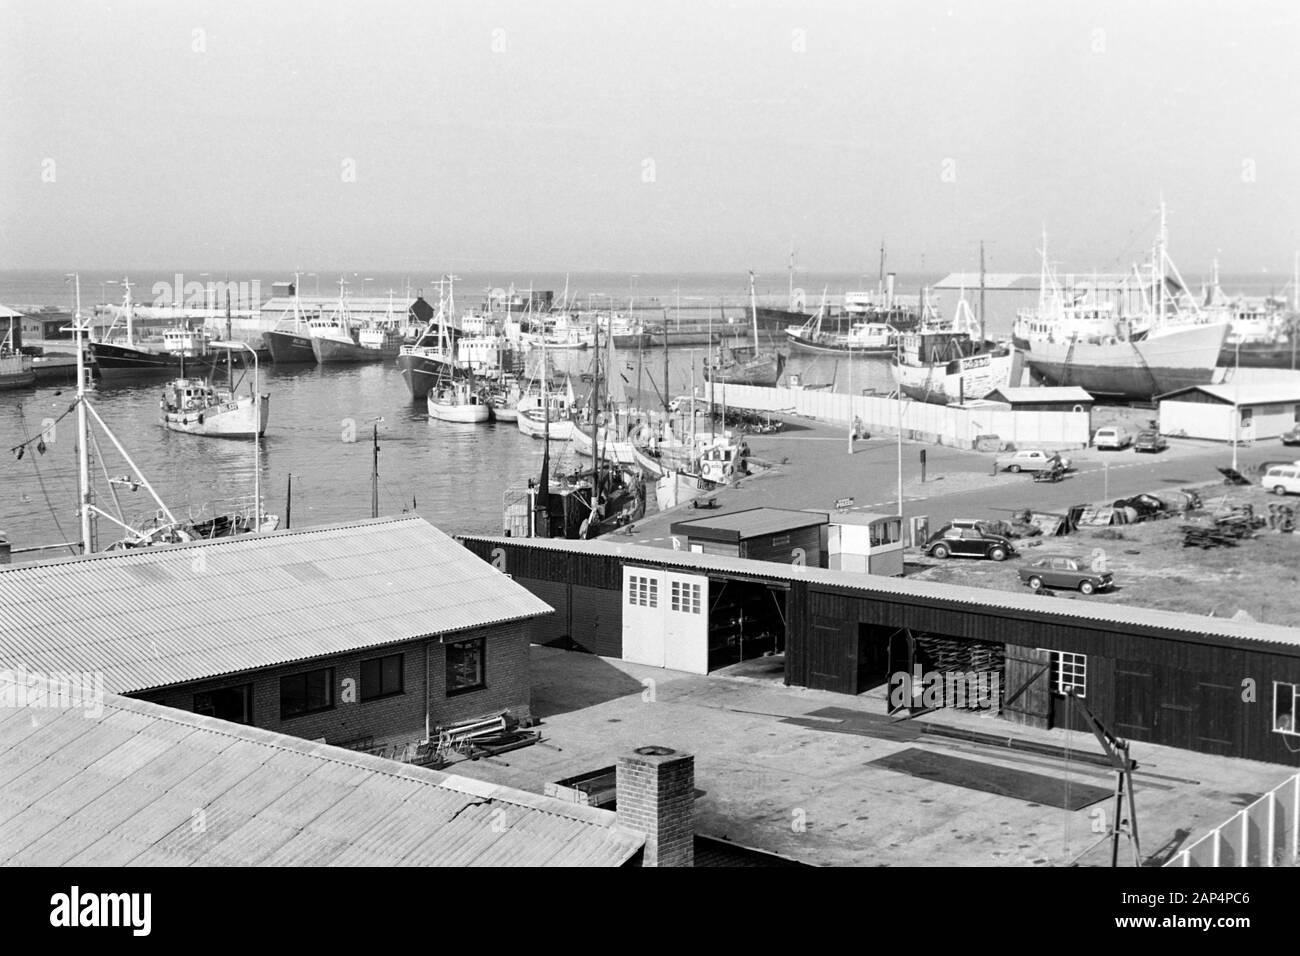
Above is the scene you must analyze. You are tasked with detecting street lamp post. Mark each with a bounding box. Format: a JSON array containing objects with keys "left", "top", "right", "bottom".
[{"left": 210, "top": 340, "right": 262, "bottom": 531}]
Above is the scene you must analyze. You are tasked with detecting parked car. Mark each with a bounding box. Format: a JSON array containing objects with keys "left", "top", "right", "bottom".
[
  {"left": 1133, "top": 430, "right": 1168, "bottom": 453},
  {"left": 1093, "top": 427, "right": 1133, "bottom": 450},
  {"left": 1018, "top": 554, "right": 1114, "bottom": 594},
  {"left": 923, "top": 526, "right": 1017, "bottom": 561},
  {"left": 994, "top": 449, "right": 1072, "bottom": 474},
  {"left": 1281, "top": 427, "right": 1300, "bottom": 447},
  {"left": 1261, "top": 464, "right": 1300, "bottom": 496}
]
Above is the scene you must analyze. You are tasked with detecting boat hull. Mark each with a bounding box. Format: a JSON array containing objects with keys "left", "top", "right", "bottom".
[
  {"left": 893, "top": 348, "right": 1016, "bottom": 405},
  {"left": 427, "top": 396, "right": 490, "bottom": 423},
  {"left": 705, "top": 351, "right": 786, "bottom": 387},
  {"left": 1024, "top": 323, "right": 1229, "bottom": 401},
  {"left": 311, "top": 333, "right": 387, "bottom": 364},
  {"left": 517, "top": 409, "right": 575, "bottom": 441},
  {"left": 1218, "top": 338, "right": 1300, "bottom": 370},
  {"left": 161, "top": 394, "right": 269, "bottom": 438},
  {"left": 785, "top": 330, "right": 894, "bottom": 355},
  {"left": 571, "top": 427, "right": 640, "bottom": 465},
  {"left": 90, "top": 342, "right": 186, "bottom": 379},
  {"left": 264, "top": 330, "right": 317, "bottom": 364},
  {"left": 397, "top": 350, "right": 456, "bottom": 399}
]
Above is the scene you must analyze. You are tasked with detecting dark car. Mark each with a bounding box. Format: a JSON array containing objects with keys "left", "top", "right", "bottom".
[
  {"left": 923, "top": 526, "right": 1016, "bottom": 562},
  {"left": 1112, "top": 493, "right": 1166, "bottom": 518},
  {"left": 1282, "top": 427, "right": 1300, "bottom": 447},
  {"left": 1018, "top": 554, "right": 1114, "bottom": 594},
  {"left": 1133, "top": 430, "right": 1167, "bottom": 453}
]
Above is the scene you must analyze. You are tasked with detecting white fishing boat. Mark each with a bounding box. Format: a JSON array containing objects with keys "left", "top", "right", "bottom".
[
  {"left": 516, "top": 377, "right": 578, "bottom": 440},
  {"left": 160, "top": 378, "right": 269, "bottom": 437},
  {"left": 427, "top": 376, "right": 490, "bottom": 423}
]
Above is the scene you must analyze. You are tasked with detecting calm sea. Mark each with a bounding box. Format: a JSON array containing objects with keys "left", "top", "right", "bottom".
[{"left": 1, "top": 270, "right": 904, "bottom": 556}]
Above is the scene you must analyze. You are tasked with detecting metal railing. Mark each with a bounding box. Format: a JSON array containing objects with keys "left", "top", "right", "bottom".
[{"left": 1165, "top": 772, "right": 1300, "bottom": 867}]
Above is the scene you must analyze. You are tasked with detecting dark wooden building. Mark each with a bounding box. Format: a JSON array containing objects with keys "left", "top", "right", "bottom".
[
  {"left": 458, "top": 534, "right": 1300, "bottom": 766},
  {"left": 669, "top": 508, "right": 829, "bottom": 567}
]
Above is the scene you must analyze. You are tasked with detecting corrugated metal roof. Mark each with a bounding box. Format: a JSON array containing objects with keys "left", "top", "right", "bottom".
[
  {"left": 0, "top": 675, "right": 644, "bottom": 867},
  {"left": 670, "top": 507, "right": 829, "bottom": 541},
  {"left": 986, "top": 387, "right": 1094, "bottom": 404},
  {"left": 932, "top": 273, "right": 1041, "bottom": 291},
  {"left": 1157, "top": 384, "right": 1300, "bottom": 405},
  {"left": 458, "top": 534, "right": 1300, "bottom": 653},
  {"left": 0, "top": 516, "right": 552, "bottom": 694}
]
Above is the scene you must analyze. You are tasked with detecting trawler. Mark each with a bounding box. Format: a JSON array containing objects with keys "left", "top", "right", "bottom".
[
  {"left": 1019, "top": 208, "right": 1230, "bottom": 400},
  {"left": 705, "top": 272, "right": 786, "bottom": 387}
]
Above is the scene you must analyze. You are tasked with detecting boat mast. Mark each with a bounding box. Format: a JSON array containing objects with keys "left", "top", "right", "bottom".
[
  {"left": 662, "top": 311, "right": 670, "bottom": 415},
  {"left": 749, "top": 270, "right": 760, "bottom": 351},
  {"left": 72, "top": 274, "right": 93, "bottom": 553},
  {"left": 788, "top": 241, "right": 795, "bottom": 311},
  {"left": 123, "top": 277, "right": 134, "bottom": 346},
  {"left": 537, "top": 335, "right": 551, "bottom": 539},
  {"left": 979, "top": 240, "right": 987, "bottom": 347},
  {"left": 878, "top": 242, "right": 886, "bottom": 300}
]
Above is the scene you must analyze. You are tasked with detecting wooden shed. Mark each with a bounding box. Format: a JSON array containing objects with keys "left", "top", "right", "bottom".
[{"left": 670, "top": 508, "right": 829, "bottom": 568}]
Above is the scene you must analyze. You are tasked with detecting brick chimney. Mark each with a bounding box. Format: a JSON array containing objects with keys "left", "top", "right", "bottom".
[{"left": 616, "top": 746, "right": 694, "bottom": 867}]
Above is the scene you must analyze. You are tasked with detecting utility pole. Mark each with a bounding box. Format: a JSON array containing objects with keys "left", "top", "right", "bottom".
[
  {"left": 371, "top": 423, "right": 380, "bottom": 519},
  {"left": 70, "top": 274, "right": 92, "bottom": 553}
]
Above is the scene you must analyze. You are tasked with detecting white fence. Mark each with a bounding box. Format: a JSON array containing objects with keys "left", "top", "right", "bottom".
[
  {"left": 711, "top": 384, "right": 1090, "bottom": 450},
  {"left": 1164, "top": 772, "right": 1300, "bottom": 867}
]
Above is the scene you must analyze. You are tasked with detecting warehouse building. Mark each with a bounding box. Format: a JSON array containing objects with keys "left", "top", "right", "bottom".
[
  {"left": 1157, "top": 383, "right": 1300, "bottom": 442},
  {"left": 0, "top": 516, "right": 551, "bottom": 755},
  {"left": 459, "top": 534, "right": 1300, "bottom": 766}
]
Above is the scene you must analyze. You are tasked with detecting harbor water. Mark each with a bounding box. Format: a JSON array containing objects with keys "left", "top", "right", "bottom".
[{"left": 1, "top": 270, "right": 900, "bottom": 555}]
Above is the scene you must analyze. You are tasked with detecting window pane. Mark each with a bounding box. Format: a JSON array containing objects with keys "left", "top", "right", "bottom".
[
  {"left": 381, "top": 655, "right": 403, "bottom": 695},
  {"left": 360, "top": 658, "right": 380, "bottom": 697},
  {"left": 447, "top": 638, "right": 485, "bottom": 695}
]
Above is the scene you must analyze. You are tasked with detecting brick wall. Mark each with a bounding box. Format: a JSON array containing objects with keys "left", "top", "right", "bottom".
[{"left": 131, "top": 620, "right": 533, "bottom": 749}]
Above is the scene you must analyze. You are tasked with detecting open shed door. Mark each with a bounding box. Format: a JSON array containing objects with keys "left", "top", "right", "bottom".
[{"left": 1002, "top": 645, "right": 1052, "bottom": 729}]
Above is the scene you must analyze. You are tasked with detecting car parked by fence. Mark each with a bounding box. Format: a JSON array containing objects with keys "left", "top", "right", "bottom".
[{"left": 1018, "top": 554, "right": 1115, "bottom": 594}]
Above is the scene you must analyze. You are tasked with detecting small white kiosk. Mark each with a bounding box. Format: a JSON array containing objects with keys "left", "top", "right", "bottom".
[{"left": 827, "top": 512, "right": 905, "bottom": 577}]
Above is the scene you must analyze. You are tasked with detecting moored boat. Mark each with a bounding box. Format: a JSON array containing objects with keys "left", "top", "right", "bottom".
[
  {"left": 160, "top": 377, "right": 269, "bottom": 438},
  {"left": 427, "top": 376, "right": 490, "bottom": 424}
]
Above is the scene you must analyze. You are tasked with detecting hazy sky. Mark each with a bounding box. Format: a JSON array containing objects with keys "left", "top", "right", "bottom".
[{"left": 2, "top": 0, "right": 1298, "bottom": 275}]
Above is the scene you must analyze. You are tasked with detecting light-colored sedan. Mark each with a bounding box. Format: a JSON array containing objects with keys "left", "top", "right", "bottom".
[{"left": 994, "top": 449, "right": 1073, "bottom": 474}]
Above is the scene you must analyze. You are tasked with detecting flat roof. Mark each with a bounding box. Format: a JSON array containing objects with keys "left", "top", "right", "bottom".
[
  {"left": 0, "top": 673, "right": 643, "bottom": 867},
  {"left": 1157, "top": 384, "right": 1300, "bottom": 406},
  {"left": 0, "top": 515, "right": 552, "bottom": 695},
  {"left": 458, "top": 535, "right": 1300, "bottom": 654},
  {"left": 669, "top": 507, "right": 830, "bottom": 542}
]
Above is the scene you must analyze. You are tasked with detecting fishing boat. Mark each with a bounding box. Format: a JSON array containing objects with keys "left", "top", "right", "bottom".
[
  {"left": 486, "top": 376, "right": 524, "bottom": 422},
  {"left": 0, "top": 352, "right": 35, "bottom": 390},
  {"left": 88, "top": 279, "right": 221, "bottom": 380},
  {"left": 427, "top": 373, "right": 490, "bottom": 424},
  {"left": 521, "top": 312, "right": 593, "bottom": 351},
  {"left": 1020, "top": 207, "right": 1232, "bottom": 400},
  {"left": 1023, "top": 323, "right": 1229, "bottom": 399},
  {"left": 785, "top": 290, "right": 897, "bottom": 355},
  {"left": 891, "top": 289, "right": 1017, "bottom": 405},
  {"left": 517, "top": 376, "right": 578, "bottom": 440},
  {"left": 264, "top": 273, "right": 322, "bottom": 364},
  {"left": 310, "top": 280, "right": 401, "bottom": 364},
  {"left": 397, "top": 277, "right": 462, "bottom": 399},
  {"left": 705, "top": 272, "right": 786, "bottom": 387},
  {"left": 159, "top": 344, "right": 269, "bottom": 439}
]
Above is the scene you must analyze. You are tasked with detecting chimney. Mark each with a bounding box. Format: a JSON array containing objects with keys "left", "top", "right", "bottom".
[{"left": 616, "top": 746, "right": 694, "bottom": 867}]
